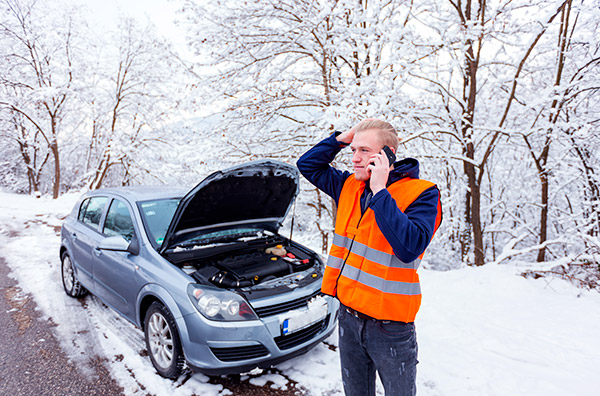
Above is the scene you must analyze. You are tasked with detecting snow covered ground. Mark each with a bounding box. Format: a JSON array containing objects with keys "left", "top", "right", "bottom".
[{"left": 0, "top": 191, "right": 599, "bottom": 396}]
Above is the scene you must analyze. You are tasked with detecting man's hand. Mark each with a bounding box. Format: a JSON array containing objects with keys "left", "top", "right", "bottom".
[
  {"left": 368, "top": 150, "right": 392, "bottom": 194},
  {"left": 336, "top": 128, "right": 355, "bottom": 144},
  {"left": 337, "top": 118, "right": 380, "bottom": 144}
]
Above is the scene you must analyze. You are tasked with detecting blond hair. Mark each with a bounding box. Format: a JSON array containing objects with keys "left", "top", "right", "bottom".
[{"left": 354, "top": 119, "right": 398, "bottom": 151}]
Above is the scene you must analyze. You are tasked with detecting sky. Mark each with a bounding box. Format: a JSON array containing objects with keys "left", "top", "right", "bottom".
[{"left": 75, "top": 0, "right": 188, "bottom": 49}]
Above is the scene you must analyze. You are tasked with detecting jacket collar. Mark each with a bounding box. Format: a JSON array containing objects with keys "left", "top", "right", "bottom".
[{"left": 388, "top": 157, "right": 420, "bottom": 184}]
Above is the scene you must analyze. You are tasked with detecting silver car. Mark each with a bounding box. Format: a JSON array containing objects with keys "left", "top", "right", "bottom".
[{"left": 59, "top": 160, "right": 338, "bottom": 378}]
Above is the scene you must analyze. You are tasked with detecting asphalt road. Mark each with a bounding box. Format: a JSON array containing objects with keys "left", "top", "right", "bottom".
[{"left": 0, "top": 256, "right": 125, "bottom": 396}]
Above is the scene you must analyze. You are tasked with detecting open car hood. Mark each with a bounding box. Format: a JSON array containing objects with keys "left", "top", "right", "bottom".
[{"left": 159, "top": 160, "right": 299, "bottom": 253}]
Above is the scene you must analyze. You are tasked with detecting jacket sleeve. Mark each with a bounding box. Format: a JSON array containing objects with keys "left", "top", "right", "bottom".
[
  {"left": 369, "top": 186, "right": 441, "bottom": 263},
  {"left": 296, "top": 133, "right": 352, "bottom": 204}
]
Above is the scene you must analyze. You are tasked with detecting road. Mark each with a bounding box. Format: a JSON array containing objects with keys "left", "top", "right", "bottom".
[{"left": 0, "top": 256, "right": 125, "bottom": 396}]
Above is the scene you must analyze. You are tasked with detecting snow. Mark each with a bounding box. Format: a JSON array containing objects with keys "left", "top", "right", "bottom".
[
  {"left": 418, "top": 265, "right": 600, "bottom": 396},
  {"left": 1, "top": 190, "right": 599, "bottom": 396}
]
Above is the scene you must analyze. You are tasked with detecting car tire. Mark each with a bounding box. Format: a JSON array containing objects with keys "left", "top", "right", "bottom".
[
  {"left": 61, "top": 252, "right": 87, "bottom": 297},
  {"left": 144, "top": 301, "right": 185, "bottom": 379}
]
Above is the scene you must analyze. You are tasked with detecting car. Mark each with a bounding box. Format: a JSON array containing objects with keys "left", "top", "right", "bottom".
[{"left": 59, "top": 160, "right": 339, "bottom": 379}]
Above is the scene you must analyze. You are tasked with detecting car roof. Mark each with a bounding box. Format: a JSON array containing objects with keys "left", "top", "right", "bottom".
[{"left": 89, "top": 186, "right": 189, "bottom": 202}]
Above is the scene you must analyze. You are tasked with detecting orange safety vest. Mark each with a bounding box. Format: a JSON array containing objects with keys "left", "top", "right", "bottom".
[{"left": 322, "top": 175, "right": 441, "bottom": 322}]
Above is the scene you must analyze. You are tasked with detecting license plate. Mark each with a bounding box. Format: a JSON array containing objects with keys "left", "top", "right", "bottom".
[{"left": 281, "top": 296, "right": 328, "bottom": 335}]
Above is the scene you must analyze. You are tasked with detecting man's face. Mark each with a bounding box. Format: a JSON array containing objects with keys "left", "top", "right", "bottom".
[{"left": 350, "top": 129, "right": 383, "bottom": 181}]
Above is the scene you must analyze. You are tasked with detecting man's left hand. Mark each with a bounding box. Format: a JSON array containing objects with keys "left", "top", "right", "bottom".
[{"left": 368, "top": 151, "right": 391, "bottom": 194}]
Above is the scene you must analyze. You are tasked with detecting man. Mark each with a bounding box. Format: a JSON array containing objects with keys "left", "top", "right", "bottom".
[{"left": 297, "top": 119, "right": 442, "bottom": 396}]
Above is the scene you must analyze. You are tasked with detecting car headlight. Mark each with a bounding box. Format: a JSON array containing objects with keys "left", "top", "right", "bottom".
[{"left": 187, "top": 284, "right": 258, "bottom": 321}]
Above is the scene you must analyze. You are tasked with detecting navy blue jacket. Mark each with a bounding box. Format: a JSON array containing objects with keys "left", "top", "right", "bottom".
[{"left": 297, "top": 133, "right": 441, "bottom": 263}]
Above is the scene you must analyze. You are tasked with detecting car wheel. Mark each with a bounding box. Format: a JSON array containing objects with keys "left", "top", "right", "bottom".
[
  {"left": 144, "top": 301, "right": 185, "bottom": 379},
  {"left": 61, "top": 252, "right": 87, "bottom": 297}
]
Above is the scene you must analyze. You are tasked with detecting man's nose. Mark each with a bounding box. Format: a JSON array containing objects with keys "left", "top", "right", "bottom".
[{"left": 352, "top": 152, "right": 361, "bottom": 163}]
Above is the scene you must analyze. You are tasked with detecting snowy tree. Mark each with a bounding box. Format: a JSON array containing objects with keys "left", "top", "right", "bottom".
[
  {"left": 179, "top": 0, "right": 431, "bottom": 153},
  {"left": 400, "top": 0, "right": 600, "bottom": 267},
  {"left": 179, "top": 0, "right": 433, "bottom": 251},
  {"left": 509, "top": 0, "right": 600, "bottom": 261},
  {"left": 0, "top": 0, "right": 597, "bottom": 278},
  {"left": 82, "top": 18, "right": 184, "bottom": 189},
  {"left": 0, "top": 101, "right": 49, "bottom": 194},
  {"left": 0, "top": 0, "right": 82, "bottom": 198},
  {"left": 179, "top": 0, "right": 600, "bottom": 271},
  {"left": 0, "top": 1, "right": 187, "bottom": 195}
]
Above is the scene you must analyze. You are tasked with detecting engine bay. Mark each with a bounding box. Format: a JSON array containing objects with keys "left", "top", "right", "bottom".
[
  {"left": 166, "top": 233, "right": 321, "bottom": 290},
  {"left": 192, "top": 242, "right": 316, "bottom": 288}
]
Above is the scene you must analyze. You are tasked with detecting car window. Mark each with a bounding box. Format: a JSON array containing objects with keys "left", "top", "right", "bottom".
[
  {"left": 78, "top": 198, "right": 90, "bottom": 221},
  {"left": 104, "top": 199, "right": 135, "bottom": 242},
  {"left": 139, "top": 198, "right": 180, "bottom": 247},
  {"left": 81, "top": 196, "right": 108, "bottom": 228}
]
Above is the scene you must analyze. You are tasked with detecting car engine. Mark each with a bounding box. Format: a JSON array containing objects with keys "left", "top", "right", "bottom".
[
  {"left": 165, "top": 235, "right": 321, "bottom": 290},
  {"left": 192, "top": 243, "right": 315, "bottom": 288}
]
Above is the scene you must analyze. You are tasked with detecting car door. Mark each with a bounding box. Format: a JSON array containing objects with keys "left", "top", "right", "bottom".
[
  {"left": 93, "top": 197, "right": 139, "bottom": 320},
  {"left": 69, "top": 196, "right": 109, "bottom": 291}
]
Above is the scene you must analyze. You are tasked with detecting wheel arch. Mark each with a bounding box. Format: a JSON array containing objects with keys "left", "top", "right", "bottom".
[
  {"left": 136, "top": 284, "right": 187, "bottom": 332},
  {"left": 59, "top": 244, "right": 68, "bottom": 261},
  {"left": 139, "top": 295, "right": 160, "bottom": 329}
]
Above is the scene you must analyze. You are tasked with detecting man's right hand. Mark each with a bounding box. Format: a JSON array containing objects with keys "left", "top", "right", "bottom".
[{"left": 336, "top": 128, "right": 355, "bottom": 144}]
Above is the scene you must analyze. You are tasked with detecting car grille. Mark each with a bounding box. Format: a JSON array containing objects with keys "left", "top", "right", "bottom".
[
  {"left": 210, "top": 344, "right": 269, "bottom": 362},
  {"left": 274, "top": 314, "right": 330, "bottom": 350},
  {"left": 252, "top": 290, "right": 323, "bottom": 318}
]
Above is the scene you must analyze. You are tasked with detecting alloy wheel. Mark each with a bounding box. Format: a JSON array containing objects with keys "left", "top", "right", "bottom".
[
  {"left": 147, "top": 312, "right": 175, "bottom": 369},
  {"left": 62, "top": 255, "right": 74, "bottom": 292}
]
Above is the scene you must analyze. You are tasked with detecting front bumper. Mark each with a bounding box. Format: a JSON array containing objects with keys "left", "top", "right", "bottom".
[{"left": 180, "top": 295, "right": 339, "bottom": 375}]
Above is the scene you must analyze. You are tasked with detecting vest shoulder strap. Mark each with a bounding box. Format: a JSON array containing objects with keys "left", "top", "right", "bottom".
[{"left": 387, "top": 178, "right": 436, "bottom": 212}]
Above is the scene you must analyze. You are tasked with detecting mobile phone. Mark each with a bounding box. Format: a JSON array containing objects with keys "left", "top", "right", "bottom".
[{"left": 382, "top": 145, "right": 396, "bottom": 165}]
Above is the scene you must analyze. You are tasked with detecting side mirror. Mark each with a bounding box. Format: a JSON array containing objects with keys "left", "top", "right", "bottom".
[
  {"left": 127, "top": 236, "right": 140, "bottom": 256},
  {"left": 98, "top": 235, "right": 140, "bottom": 256}
]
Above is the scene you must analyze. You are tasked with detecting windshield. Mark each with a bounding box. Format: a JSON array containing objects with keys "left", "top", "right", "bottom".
[
  {"left": 139, "top": 198, "right": 181, "bottom": 247},
  {"left": 176, "top": 228, "right": 264, "bottom": 248}
]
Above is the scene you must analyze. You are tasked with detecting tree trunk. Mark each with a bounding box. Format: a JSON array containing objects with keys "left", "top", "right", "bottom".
[
  {"left": 16, "top": 136, "right": 38, "bottom": 194},
  {"left": 571, "top": 142, "right": 600, "bottom": 237},
  {"left": 49, "top": 114, "right": 61, "bottom": 199},
  {"left": 89, "top": 140, "right": 113, "bottom": 190},
  {"left": 537, "top": 172, "right": 549, "bottom": 261},
  {"left": 534, "top": 1, "right": 572, "bottom": 261},
  {"left": 461, "top": 0, "right": 485, "bottom": 266},
  {"left": 50, "top": 141, "right": 60, "bottom": 199},
  {"left": 463, "top": 142, "right": 484, "bottom": 266},
  {"left": 461, "top": 159, "right": 472, "bottom": 262}
]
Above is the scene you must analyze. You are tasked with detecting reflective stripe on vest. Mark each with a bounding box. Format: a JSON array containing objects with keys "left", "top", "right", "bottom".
[
  {"left": 326, "top": 233, "right": 421, "bottom": 270},
  {"left": 339, "top": 264, "right": 422, "bottom": 295},
  {"left": 321, "top": 174, "right": 440, "bottom": 322}
]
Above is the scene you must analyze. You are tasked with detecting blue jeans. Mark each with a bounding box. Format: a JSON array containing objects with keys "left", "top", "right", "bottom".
[{"left": 338, "top": 306, "right": 418, "bottom": 396}]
